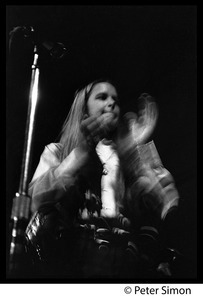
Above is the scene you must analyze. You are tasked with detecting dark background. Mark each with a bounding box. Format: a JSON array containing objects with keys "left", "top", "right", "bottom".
[{"left": 6, "top": 5, "right": 197, "bottom": 279}]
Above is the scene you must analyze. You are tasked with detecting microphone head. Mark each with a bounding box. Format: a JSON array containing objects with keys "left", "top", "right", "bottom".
[
  {"left": 41, "top": 41, "right": 68, "bottom": 60},
  {"left": 48, "top": 42, "right": 68, "bottom": 60},
  {"left": 9, "top": 26, "right": 68, "bottom": 60}
]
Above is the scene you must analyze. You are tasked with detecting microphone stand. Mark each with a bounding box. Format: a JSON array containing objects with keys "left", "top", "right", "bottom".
[{"left": 8, "top": 43, "right": 40, "bottom": 278}]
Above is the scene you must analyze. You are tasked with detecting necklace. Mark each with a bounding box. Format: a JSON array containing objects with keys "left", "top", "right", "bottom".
[{"left": 96, "top": 141, "right": 116, "bottom": 176}]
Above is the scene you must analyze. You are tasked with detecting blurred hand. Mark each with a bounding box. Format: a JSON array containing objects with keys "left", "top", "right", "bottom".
[
  {"left": 125, "top": 95, "right": 158, "bottom": 145},
  {"left": 117, "top": 94, "right": 158, "bottom": 155},
  {"left": 81, "top": 112, "right": 117, "bottom": 145}
]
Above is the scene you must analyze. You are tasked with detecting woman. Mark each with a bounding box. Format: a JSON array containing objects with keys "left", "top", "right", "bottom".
[{"left": 25, "top": 79, "right": 180, "bottom": 279}]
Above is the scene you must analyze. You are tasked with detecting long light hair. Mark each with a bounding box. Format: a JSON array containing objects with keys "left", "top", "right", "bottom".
[{"left": 59, "top": 79, "right": 117, "bottom": 161}]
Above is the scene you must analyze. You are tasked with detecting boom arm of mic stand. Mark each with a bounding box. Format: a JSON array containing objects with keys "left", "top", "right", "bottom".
[{"left": 8, "top": 45, "right": 40, "bottom": 277}]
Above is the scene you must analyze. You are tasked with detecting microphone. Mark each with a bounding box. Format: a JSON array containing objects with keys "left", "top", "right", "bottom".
[
  {"left": 9, "top": 26, "right": 68, "bottom": 60},
  {"left": 41, "top": 40, "right": 68, "bottom": 60}
]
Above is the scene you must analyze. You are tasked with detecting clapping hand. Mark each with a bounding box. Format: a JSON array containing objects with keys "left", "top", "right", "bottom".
[
  {"left": 81, "top": 112, "right": 117, "bottom": 146},
  {"left": 117, "top": 93, "right": 158, "bottom": 155}
]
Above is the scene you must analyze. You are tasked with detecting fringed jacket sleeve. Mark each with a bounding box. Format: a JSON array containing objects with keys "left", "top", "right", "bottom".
[{"left": 127, "top": 140, "right": 179, "bottom": 221}]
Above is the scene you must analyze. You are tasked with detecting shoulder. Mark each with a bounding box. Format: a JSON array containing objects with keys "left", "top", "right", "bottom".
[
  {"left": 41, "top": 143, "right": 62, "bottom": 162},
  {"left": 43, "top": 143, "right": 63, "bottom": 155}
]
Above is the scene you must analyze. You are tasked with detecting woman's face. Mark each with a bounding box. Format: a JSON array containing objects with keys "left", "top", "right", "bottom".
[{"left": 87, "top": 82, "right": 120, "bottom": 132}]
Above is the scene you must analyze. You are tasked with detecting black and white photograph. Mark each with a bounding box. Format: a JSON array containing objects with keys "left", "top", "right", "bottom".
[{"left": 6, "top": 5, "right": 197, "bottom": 287}]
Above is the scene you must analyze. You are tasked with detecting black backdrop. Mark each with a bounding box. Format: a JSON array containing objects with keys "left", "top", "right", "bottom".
[{"left": 6, "top": 5, "right": 197, "bottom": 279}]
